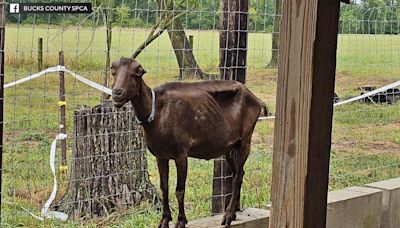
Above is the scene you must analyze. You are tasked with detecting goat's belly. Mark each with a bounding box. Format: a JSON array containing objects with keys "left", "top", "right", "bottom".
[
  {"left": 187, "top": 139, "right": 239, "bottom": 160},
  {"left": 188, "top": 150, "right": 227, "bottom": 160}
]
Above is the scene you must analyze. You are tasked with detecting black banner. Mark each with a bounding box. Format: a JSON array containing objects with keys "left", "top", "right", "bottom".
[{"left": 9, "top": 3, "right": 92, "bottom": 14}]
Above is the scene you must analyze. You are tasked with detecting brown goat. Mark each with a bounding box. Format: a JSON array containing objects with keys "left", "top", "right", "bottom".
[{"left": 111, "top": 57, "right": 265, "bottom": 228}]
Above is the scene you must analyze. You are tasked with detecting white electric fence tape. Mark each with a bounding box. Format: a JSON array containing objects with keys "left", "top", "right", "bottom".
[
  {"left": 39, "top": 133, "right": 69, "bottom": 221},
  {"left": 3, "top": 66, "right": 400, "bottom": 220},
  {"left": 17, "top": 134, "right": 69, "bottom": 221},
  {"left": 4, "top": 66, "right": 62, "bottom": 88},
  {"left": 333, "top": 79, "right": 400, "bottom": 106},
  {"left": 5, "top": 65, "right": 112, "bottom": 95},
  {"left": 258, "top": 79, "right": 400, "bottom": 121}
]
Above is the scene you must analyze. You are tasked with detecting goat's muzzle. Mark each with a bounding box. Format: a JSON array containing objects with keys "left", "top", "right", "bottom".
[{"left": 112, "top": 89, "right": 127, "bottom": 108}]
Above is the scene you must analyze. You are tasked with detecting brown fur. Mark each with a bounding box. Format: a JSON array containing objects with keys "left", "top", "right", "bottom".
[{"left": 111, "top": 57, "right": 265, "bottom": 228}]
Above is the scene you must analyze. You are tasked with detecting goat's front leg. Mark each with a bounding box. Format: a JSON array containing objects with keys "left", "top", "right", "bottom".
[
  {"left": 157, "top": 158, "right": 172, "bottom": 228},
  {"left": 174, "top": 154, "right": 188, "bottom": 228}
]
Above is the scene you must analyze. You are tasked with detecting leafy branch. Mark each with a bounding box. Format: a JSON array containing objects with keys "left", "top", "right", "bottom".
[{"left": 131, "top": 2, "right": 189, "bottom": 59}]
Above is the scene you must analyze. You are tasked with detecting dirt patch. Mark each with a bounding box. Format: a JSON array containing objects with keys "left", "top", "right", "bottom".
[
  {"left": 333, "top": 139, "right": 400, "bottom": 156},
  {"left": 335, "top": 71, "right": 399, "bottom": 96}
]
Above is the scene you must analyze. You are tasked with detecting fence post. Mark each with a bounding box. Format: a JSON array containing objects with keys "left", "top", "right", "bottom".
[
  {"left": 212, "top": 157, "right": 233, "bottom": 214},
  {"left": 103, "top": 9, "right": 112, "bottom": 101},
  {"left": 58, "top": 51, "right": 67, "bottom": 175},
  {"left": 219, "top": 0, "right": 248, "bottom": 83},
  {"left": 212, "top": 0, "right": 249, "bottom": 214},
  {"left": 188, "top": 35, "right": 194, "bottom": 50},
  {"left": 0, "top": 0, "right": 5, "bottom": 221},
  {"left": 269, "top": 0, "right": 345, "bottom": 227},
  {"left": 38, "top": 38, "right": 43, "bottom": 71}
]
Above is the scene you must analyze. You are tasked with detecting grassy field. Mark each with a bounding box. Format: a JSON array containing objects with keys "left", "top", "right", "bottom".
[{"left": 1, "top": 26, "right": 400, "bottom": 227}]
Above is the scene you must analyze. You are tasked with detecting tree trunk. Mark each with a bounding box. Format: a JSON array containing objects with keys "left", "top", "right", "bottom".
[
  {"left": 58, "top": 101, "right": 159, "bottom": 219},
  {"left": 268, "top": 0, "right": 281, "bottom": 68},
  {"left": 168, "top": 20, "right": 205, "bottom": 80},
  {"left": 213, "top": 0, "right": 249, "bottom": 214},
  {"left": 157, "top": 0, "right": 214, "bottom": 80},
  {"left": 219, "top": 0, "right": 248, "bottom": 83}
]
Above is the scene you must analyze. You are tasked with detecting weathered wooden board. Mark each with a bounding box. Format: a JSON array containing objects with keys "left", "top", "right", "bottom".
[{"left": 269, "top": 0, "right": 342, "bottom": 227}]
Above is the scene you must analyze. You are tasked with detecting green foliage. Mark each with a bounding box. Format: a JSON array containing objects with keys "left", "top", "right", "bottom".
[
  {"left": 340, "top": 3, "right": 400, "bottom": 34},
  {"left": 114, "top": 3, "right": 131, "bottom": 26},
  {"left": 6, "top": 0, "right": 274, "bottom": 31},
  {"left": 5, "top": 0, "right": 400, "bottom": 34}
]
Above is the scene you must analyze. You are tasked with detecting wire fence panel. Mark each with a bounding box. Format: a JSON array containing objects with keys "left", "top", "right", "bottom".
[
  {"left": 331, "top": 4, "right": 400, "bottom": 191},
  {"left": 0, "top": 0, "right": 399, "bottom": 227}
]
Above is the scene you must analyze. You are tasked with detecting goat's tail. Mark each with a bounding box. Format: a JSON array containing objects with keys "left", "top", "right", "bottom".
[{"left": 259, "top": 101, "right": 271, "bottom": 117}]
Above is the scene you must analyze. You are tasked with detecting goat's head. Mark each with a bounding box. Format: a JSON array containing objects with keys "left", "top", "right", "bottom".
[{"left": 111, "top": 57, "right": 146, "bottom": 108}]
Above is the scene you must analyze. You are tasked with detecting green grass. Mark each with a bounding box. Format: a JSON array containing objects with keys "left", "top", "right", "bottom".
[
  {"left": 2, "top": 26, "right": 400, "bottom": 227},
  {"left": 5, "top": 25, "right": 400, "bottom": 77}
]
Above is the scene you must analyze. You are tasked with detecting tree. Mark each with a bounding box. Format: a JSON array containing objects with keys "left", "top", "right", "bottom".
[
  {"left": 58, "top": 102, "right": 159, "bottom": 219},
  {"left": 131, "top": 0, "right": 217, "bottom": 79}
]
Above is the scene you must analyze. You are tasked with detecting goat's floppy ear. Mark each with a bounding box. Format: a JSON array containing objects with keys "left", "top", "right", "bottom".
[
  {"left": 110, "top": 60, "right": 119, "bottom": 75},
  {"left": 135, "top": 65, "right": 147, "bottom": 77}
]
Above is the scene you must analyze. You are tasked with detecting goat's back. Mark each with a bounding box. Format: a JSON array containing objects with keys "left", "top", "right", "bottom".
[{"left": 147, "top": 80, "right": 263, "bottom": 159}]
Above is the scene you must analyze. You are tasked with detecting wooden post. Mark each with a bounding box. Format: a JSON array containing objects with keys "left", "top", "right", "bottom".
[
  {"left": 58, "top": 51, "right": 67, "bottom": 175},
  {"left": 269, "top": 0, "right": 345, "bottom": 227},
  {"left": 38, "top": 38, "right": 43, "bottom": 71},
  {"left": 188, "top": 35, "right": 194, "bottom": 50},
  {"left": 212, "top": 0, "right": 249, "bottom": 214},
  {"left": 212, "top": 157, "right": 233, "bottom": 214},
  {"left": 0, "top": 0, "right": 5, "bottom": 220},
  {"left": 102, "top": 8, "right": 112, "bottom": 101},
  {"left": 219, "top": 0, "right": 248, "bottom": 83}
]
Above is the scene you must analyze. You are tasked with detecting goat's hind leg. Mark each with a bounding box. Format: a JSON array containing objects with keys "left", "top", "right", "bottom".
[
  {"left": 157, "top": 158, "right": 172, "bottom": 228},
  {"left": 225, "top": 152, "right": 240, "bottom": 211},
  {"left": 174, "top": 154, "right": 188, "bottom": 228},
  {"left": 222, "top": 142, "right": 251, "bottom": 227}
]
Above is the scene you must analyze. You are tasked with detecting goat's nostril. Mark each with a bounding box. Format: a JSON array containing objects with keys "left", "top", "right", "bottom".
[{"left": 113, "top": 89, "right": 123, "bottom": 96}]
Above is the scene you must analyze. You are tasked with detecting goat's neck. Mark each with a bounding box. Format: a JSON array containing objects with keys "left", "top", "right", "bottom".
[{"left": 131, "top": 79, "right": 153, "bottom": 123}]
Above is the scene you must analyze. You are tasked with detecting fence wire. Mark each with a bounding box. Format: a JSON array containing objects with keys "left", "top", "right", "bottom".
[
  {"left": 330, "top": 4, "right": 400, "bottom": 191},
  {"left": 1, "top": 0, "right": 399, "bottom": 227}
]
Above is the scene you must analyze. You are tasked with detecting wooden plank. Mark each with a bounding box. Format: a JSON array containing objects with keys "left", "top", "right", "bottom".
[{"left": 269, "top": 0, "right": 342, "bottom": 227}]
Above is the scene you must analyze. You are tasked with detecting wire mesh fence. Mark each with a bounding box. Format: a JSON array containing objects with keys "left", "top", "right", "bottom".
[
  {"left": 330, "top": 4, "right": 400, "bottom": 191},
  {"left": 0, "top": 0, "right": 399, "bottom": 227}
]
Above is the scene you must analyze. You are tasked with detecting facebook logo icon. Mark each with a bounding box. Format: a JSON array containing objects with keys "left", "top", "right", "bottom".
[{"left": 10, "top": 3, "right": 20, "bottom": 13}]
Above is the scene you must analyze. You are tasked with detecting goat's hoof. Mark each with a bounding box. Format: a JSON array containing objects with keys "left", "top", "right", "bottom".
[
  {"left": 235, "top": 206, "right": 241, "bottom": 212},
  {"left": 221, "top": 211, "right": 236, "bottom": 227},
  {"left": 174, "top": 220, "right": 186, "bottom": 228},
  {"left": 158, "top": 217, "right": 172, "bottom": 228},
  {"left": 175, "top": 215, "right": 188, "bottom": 228}
]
